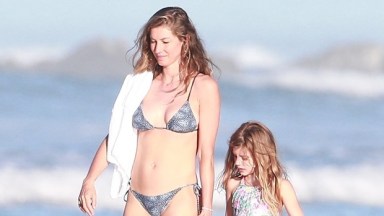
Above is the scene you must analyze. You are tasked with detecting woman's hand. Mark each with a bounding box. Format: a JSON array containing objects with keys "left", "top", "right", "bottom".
[
  {"left": 77, "top": 137, "right": 109, "bottom": 215},
  {"left": 199, "top": 207, "right": 214, "bottom": 216},
  {"left": 78, "top": 180, "right": 97, "bottom": 216}
]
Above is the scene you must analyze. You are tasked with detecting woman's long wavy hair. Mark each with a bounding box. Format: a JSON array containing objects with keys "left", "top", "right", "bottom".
[
  {"left": 131, "top": 7, "right": 216, "bottom": 93},
  {"left": 219, "top": 121, "right": 287, "bottom": 216}
]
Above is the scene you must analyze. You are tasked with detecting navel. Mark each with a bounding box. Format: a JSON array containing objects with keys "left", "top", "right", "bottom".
[{"left": 151, "top": 162, "right": 157, "bottom": 169}]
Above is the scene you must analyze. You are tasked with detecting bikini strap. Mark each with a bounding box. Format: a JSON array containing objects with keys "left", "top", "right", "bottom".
[{"left": 187, "top": 74, "right": 198, "bottom": 101}]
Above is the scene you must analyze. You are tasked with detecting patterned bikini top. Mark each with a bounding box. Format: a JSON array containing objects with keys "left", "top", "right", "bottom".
[
  {"left": 132, "top": 76, "right": 198, "bottom": 133},
  {"left": 232, "top": 179, "right": 272, "bottom": 216}
]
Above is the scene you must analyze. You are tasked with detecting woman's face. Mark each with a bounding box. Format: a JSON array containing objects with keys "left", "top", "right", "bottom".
[
  {"left": 233, "top": 146, "right": 255, "bottom": 177},
  {"left": 150, "top": 25, "right": 184, "bottom": 69}
]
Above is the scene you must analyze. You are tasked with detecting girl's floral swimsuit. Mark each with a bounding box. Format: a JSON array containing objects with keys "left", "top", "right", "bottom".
[{"left": 232, "top": 178, "right": 272, "bottom": 216}]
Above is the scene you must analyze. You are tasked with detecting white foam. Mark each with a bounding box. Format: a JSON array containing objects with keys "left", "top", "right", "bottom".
[
  {"left": 216, "top": 44, "right": 284, "bottom": 70},
  {"left": 233, "top": 45, "right": 284, "bottom": 70},
  {"left": 225, "top": 68, "right": 384, "bottom": 98},
  {"left": 288, "top": 163, "right": 384, "bottom": 206},
  {"left": 215, "top": 162, "right": 384, "bottom": 207},
  {"left": 0, "top": 166, "right": 122, "bottom": 209},
  {"left": 1, "top": 163, "right": 383, "bottom": 209},
  {"left": 0, "top": 46, "right": 66, "bottom": 67}
]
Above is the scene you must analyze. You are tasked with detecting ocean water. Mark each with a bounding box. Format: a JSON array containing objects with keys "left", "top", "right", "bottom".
[{"left": 1, "top": 69, "right": 384, "bottom": 216}]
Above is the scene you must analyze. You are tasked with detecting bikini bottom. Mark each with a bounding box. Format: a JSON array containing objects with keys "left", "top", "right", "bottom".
[{"left": 125, "top": 183, "right": 200, "bottom": 216}]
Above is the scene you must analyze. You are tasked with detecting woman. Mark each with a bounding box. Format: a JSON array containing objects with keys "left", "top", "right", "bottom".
[{"left": 78, "top": 7, "right": 220, "bottom": 216}]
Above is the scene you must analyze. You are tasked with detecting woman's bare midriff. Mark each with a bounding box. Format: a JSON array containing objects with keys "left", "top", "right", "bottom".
[{"left": 130, "top": 129, "right": 198, "bottom": 195}]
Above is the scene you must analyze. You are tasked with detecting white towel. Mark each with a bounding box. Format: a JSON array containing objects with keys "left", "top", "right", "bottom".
[{"left": 107, "top": 71, "right": 153, "bottom": 198}]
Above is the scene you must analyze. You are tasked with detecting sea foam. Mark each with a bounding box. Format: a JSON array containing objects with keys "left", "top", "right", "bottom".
[
  {"left": 1, "top": 162, "right": 383, "bottom": 209},
  {"left": 224, "top": 68, "right": 384, "bottom": 98}
]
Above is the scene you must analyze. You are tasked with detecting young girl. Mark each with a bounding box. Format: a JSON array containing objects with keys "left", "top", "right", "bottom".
[{"left": 219, "top": 121, "right": 303, "bottom": 216}]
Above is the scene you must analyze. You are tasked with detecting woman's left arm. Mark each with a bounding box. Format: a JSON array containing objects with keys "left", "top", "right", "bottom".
[{"left": 197, "top": 75, "right": 221, "bottom": 215}]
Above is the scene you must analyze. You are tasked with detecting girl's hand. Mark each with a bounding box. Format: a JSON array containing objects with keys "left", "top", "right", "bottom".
[{"left": 78, "top": 181, "right": 97, "bottom": 216}]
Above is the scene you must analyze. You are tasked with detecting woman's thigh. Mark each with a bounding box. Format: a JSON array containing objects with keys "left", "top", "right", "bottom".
[
  {"left": 123, "top": 191, "right": 150, "bottom": 216},
  {"left": 163, "top": 186, "right": 199, "bottom": 216}
]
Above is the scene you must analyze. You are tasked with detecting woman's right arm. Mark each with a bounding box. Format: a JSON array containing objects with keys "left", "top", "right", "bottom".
[
  {"left": 225, "top": 189, "right": 233, "bottom": 216},
  {"left": 225, "top": 178, "right": 236, "bottom": 216},
  {"left": 78, "top": 135, "right": 110, "bottom": 216}
]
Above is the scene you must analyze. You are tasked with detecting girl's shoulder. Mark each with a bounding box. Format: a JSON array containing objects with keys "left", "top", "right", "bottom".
[
  {"left": 279, "top": 179, "right": 304, "bottom": 215},
  {"left": 279, "top": 179, "right": 297, "bottom": 198},
  {"left": 225, "top": 177, "right": 241, "bottom": 193},
  {"left": 280, "top": 179, "right": 293, "bottom": 189}
]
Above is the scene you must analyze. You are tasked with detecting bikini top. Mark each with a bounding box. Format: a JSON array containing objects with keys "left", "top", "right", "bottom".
[
  {"left": 132, "top": 76, "right": 198, "bottom": 133},
  {"left": 232, "top": 178, "right": 272, "bottom": 216}
]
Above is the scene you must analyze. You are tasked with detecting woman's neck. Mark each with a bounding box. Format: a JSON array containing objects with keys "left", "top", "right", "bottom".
[
  {"left": 161, "top": 65, "right": 182, "bottom": 86},
  {"left": 161, "top": 72, "right": 180, "bottom": 84}
]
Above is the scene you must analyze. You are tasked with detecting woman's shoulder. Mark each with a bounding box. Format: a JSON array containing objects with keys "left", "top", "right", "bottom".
[
  {"left": 193, "top": 73, "right": 219, "bottom": 93},
  {"left": 194, "top": 72, "right": 217, "bottom": 83}
]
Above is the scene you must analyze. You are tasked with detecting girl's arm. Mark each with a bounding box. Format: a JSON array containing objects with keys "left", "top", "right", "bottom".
[
  {"left": 281, "top": 179, "right": 304, "bottom": 216},
  {"left": 79, "top": 135, "right": 110, "bottom": 216},
  {"left": 197, "top": 76, "right": 221, "bottom": 215}
]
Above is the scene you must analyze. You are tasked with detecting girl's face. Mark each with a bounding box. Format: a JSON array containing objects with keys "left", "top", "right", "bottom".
[
  {"left": 150, "top": 25, "right": 183, "bottom": 69},
  {"left": 233, "top": 146, "right": 255, "bottom": 177}
]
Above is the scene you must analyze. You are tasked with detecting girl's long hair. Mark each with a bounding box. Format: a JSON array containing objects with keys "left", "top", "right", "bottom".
[
  {"left": 218, "top": 121, "right": 287, "bottom": 216},
  {"left": 130, "top": 7, "right": 216, "bottom": 93}
]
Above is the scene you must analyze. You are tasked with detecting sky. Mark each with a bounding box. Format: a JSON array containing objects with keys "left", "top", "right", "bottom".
[{"left": 1, "top": 0, "right": 384, "bottom": 58}]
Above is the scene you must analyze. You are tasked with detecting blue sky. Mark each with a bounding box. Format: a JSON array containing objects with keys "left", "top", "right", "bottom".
[{"left": 1, "top": 0, "right": 384, "bottom": 57}]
